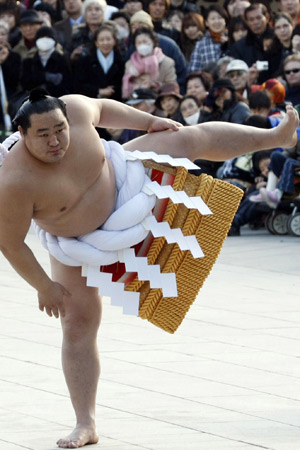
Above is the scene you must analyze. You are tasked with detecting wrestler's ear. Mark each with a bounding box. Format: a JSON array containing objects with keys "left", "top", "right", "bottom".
[{"left": 18, "top": 125, "right": 25, "bottom": 138}]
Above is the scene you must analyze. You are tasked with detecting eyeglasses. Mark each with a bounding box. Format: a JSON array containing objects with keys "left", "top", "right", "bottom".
[{"left": 284, "top": 68, "right": 300, "bottom": 75}]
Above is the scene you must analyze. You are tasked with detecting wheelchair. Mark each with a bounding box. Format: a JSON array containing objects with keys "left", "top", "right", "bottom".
[{"left": 265, "top": 168, "right": 300, "bottom": 237}]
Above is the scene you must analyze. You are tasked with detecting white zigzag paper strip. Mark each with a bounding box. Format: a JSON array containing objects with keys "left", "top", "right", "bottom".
[
  {"left": 125, "top": 150, "right": 199, "bottom": 170},
  {"left": 143, "top": 215, "right": 204, "bottom": 259},
  {"left": 85, "top": 266, "right": 140, "bottom": 315},
  {"left": 119, "top": 248, "right": 177, "bottom": 297},
  {"left": 143, "top": 181, "right": 212, "bottom": 215}
]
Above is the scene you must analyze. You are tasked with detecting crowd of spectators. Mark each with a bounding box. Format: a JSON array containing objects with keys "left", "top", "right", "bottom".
[{"left": 1, "top": 0, "right": 300, "bottom": 234}]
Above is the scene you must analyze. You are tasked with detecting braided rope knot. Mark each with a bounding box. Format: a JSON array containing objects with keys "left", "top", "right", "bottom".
[{"left": 1, "top": 133, "right": 211, "bottom": 316}]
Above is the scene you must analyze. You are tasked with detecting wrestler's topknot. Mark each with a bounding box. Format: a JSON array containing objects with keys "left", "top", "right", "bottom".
[
  {"left": 28, "top": 87, "right": 49, "bottom": 103},
  {"left": 13, "top": 88, "right": 68, "bottom": 134}
]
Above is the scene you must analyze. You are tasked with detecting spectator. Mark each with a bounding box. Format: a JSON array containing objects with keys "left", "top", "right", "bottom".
[
  {"left": 188, "top": 4, "right": 228, "bottom": 73},
  {"left": 266, "top": 12, "right": 294, "bottom": 77},
  {"left": 279, "top": 0, "right": 300, "bottom": 28},
  {"left": 122, "top": 26, "right": 176, "bottom": 98},
  {"left": 167, "top": 10, "right": 184, "bottom": 33},
  {"left": 179, "top": 94, "right": 209, "bottom": 125},
  {"left": 129, "top": 10, "right": 187, "bottom": 92},
  {"left": 111, "top": 11, "right": 130, "bottom": 59},
  {"left": 227, "top": 16, "right": 248, "bottom": 48},
  {"left": 73, "top": 23, "right": 124, "bottom": 101},
  {"left": 169, "top": 0, "right": 197, "bottom": 14},
  {"left": 205, "top": 77, "right": 251, "bottom": 124},
  {"left": 0, "top": 1, "right": 22, "bottom": 48},
  {"left": 180, "top": 12, "right": 205, "bottom": 64},
  {"left": 144, "top": 0, "right": 180, "bottom": 44},
  {"left": 250, "top": 149, "right": 300, "bottom": 208},
  {"left": 185, "top": 71, "right": 212, "bottom": 107},
  {"left": 13, "top": 9, "right": 43, "bottom": 60},
  {"left": 282, "top": 53, "right": 300, "bottom": 105},
  {"left": 69, "top": 0, "right": 106, "bottom": 63},
  {"left": 54, "top": 0, "right": 83, "bottom": 50},
  {"left": 34, "top": 2, "right": 58, "bottom": 26},
  {"left": 0, "top": 29, "right": 21, "bottom": 131},
  {"left": 123, "top": 0, "right": 143, "bottom": 17},
  {"left": 154, "top": 81, "right": 182, "bottom": 117},
  {"left": 229, "top": 3, "right": 274, "bottom": 83},
  {"left": 228, "top": 149, "right": 273, "bottom": 235},
  {"left": 33, "top": 0, "right": 63, "bottom": 23},
  {"left": 223, "top": 0, "right": 250, "bottom": 18},
  {"left": 20, "top": 26, "right": 72, "bottom": 97},
  {"left": 225, "top": 58, "right": 254, "bottom": 102},
  {"left": 250, "top": 78, "right": 287, "bottom": 116}
]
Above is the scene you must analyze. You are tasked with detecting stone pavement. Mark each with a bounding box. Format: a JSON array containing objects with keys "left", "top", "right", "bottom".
[{"left": 0, "top": 226, "right": 299, "bottom": 450}]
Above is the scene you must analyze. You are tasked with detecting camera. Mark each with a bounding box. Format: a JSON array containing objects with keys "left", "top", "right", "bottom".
[{"left": 256, "top": 60, "right": 269, "bottom": 71}]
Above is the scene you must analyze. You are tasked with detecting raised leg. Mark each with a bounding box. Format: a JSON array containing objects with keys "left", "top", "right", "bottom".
[
  {"left": 124, "top": 106, "right": 299, "bottom": 162},
  {"left": 50, "top": 255, "right": 101, "bottom": 448}
]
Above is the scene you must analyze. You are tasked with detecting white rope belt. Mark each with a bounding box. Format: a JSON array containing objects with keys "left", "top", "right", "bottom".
[{"left": 1, "top": 134, "right": 212, "bottom": 315}]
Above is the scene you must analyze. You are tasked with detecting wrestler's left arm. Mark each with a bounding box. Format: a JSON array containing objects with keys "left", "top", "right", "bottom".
[{"left": 96, "top": 97, "right": 182, "bottom": 132}]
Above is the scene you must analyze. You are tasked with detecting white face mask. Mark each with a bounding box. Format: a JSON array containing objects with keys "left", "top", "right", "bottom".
[
  {"left": 36, "top": 37, "right": 56, "bottom": 52},
  {"left": 118, "top": 26, "right": 129, "bottom": 40},
  {"left": 136, "top": 43, "right": 153, "bottom": 56},
  {"left": 184, "top": 110, "right": 200, "bottom": 126}
]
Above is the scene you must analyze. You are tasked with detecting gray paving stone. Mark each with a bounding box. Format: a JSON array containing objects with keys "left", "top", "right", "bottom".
[{"left": 1, "top": 227, "right": 300, "bottom": 449}]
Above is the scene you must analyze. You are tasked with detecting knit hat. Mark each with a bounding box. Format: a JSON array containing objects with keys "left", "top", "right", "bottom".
[
  {"left": 82, "top": 0, "right": 107, "bottom": 17},
  {"left": 130, "top": 10, "right": 154, "bottom": 29},
  {"left": 35, "top": 25, "right": 57, "bottom": 42},
  {"left": 251, "top": 79, "right": 286, "bottom": 105},
  {"left": 225, "top": 59, "right": 249, "bottom": 73},
  {"left": 20, "top": 9, "right": 43, "bottom": 25}
]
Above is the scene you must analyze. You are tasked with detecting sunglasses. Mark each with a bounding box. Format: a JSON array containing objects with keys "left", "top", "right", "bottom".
[{"left": 284, "top": 68, "right": 300, "bottom": 75}]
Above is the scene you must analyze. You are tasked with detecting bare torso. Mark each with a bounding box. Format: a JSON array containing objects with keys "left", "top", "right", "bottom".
[{"left": 3, "top": 101, "right": 117, "bottom": 237}]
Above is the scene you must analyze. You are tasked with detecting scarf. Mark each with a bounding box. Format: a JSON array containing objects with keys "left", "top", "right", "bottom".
[
  {"left": 208, "top": 29, "right": 223, "bottom": 44},
  {"left": 122, "top": 47, "right": 164, "bottom": 99},
  {"left": 96, "top": 48, "right": 114, "bottom": 74}
]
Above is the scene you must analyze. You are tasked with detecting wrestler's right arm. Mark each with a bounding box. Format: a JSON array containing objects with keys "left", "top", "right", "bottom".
[{"left": 0, "top": 175, "right": 68, "bottom": 318}]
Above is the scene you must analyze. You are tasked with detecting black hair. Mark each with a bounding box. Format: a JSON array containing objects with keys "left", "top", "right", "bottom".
[
  {"left": 248, "top": 90, "right": 272, "bottom": 110},
  {"left": 13, "top": 88, "right": 68, "bottom": 134},
  {"left": 243, "top": 114, "right": 272, "bottom": 128},
  {"left": 133, "top": 26, "right": 158, "bottom": 47},
  {"left": 110, "top": 11, "right": 130, "bottom": 24},
  {"left": 179, "top": 95, "right": 200, "bottom": 107}
]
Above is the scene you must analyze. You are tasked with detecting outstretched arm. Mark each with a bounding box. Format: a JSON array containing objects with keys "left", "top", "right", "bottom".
[
  {"left": 61, "top": 94, "right": 182, "bottom": 133},
  {"left": 124, "top": 106, "right": 299, "bottom": 162}
]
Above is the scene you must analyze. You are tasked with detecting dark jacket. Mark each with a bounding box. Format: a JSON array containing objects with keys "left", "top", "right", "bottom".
[
  {"left": 54, "top": 18, "right": 73, "bottom": 50},
  {"left": 228, "top": 25, "right": 274, "bottom": 83},
  {"left": 73, "top": 48, "right": 125, "bottom": 101},
  {"left": 2, "top": 50, "right": 21, "bottom": 99},
  {"left": 21, "top": 50, "right": 72, "bottom": 97}
]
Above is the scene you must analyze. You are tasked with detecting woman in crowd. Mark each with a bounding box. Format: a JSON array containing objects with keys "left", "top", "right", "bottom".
[
  {"left": 167, "top": 10, "right": 184, "bottom": 33},
  {"left": 154, "top": 82, "right": 182, "bottom": 118},
  {"left": 266, "top": 12, "right": 295, "bottom": 77},
  {"left": 188, "top": 4, "right": 228, "bottom": 73},
  {"left": 227, "top": 16, "right": 247, "bottom": 49},
  {"left": 73, "top": 23, "right": 124, "bottom": 101},
  {"left": 20, "top": 26, "right": 72, "bottom": 97},
  {"left": 122, "top": 26, "right": 176, "bottom": 99},
  {"left": 69, "top": 0, "right": 106, "bottom": 63},
  {"left": 185, "top": 71, "right": 212, "bottom": 107},
  {"left": 0, "top": 1, "right": 22, "bottom": 48},
  {"left": 180, "top": 12, "right": 205, "bottom": 64}
]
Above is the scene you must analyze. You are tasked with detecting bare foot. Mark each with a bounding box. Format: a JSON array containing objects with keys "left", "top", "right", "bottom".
[
  {"left": 57, "top": 425, "right": 99, "bottom": 448},
  {"left": 275, "top": 105, "right": 299, "bottom": 149}
]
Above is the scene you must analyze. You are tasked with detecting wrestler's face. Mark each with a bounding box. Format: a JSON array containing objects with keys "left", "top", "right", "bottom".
[{"left": 19, "top": 109, "right": 70, "bottom": 163}]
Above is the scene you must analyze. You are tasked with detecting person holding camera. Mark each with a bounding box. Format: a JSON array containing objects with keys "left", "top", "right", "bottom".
[{"left": 228, "top": 3, "right": 274, "bottom": 83}]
